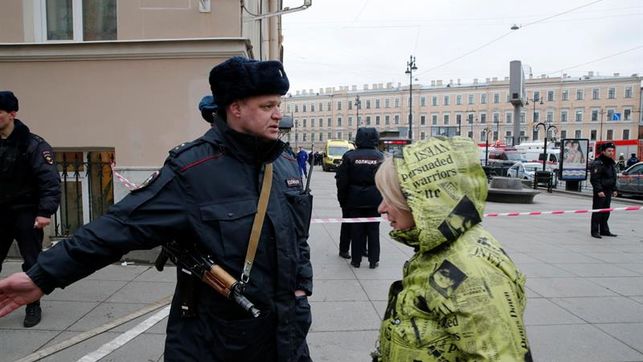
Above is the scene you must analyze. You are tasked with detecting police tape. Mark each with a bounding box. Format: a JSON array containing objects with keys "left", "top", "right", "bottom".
[
  {"left": 310, "top": 206, "right": 642, "bottom": 224},
  {"left": 110, "top": 165, "right": 642, "bottom": 223}
]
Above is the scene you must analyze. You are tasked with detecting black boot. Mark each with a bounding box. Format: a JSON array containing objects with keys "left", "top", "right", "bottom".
[{"left": 24, "top": 302, "right": 42, "bottom": 328}]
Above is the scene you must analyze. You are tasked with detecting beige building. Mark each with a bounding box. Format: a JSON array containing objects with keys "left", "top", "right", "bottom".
[
  {"left": 283, "top": 73, "right": 642, "bottom": 152},
  {"left": 0, "top": 0, "right": 291, "bottom": 236}
]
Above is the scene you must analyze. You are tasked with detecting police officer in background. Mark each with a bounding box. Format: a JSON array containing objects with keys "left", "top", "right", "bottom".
[
  {"left": 336, "top": 127, "right": 383, "bottom": 269},
  {"left": 590, "top": 142, "right": 618, "bottom": 238},
  {"left": 0, "top": 57, "right": 313, "bottom": 361},
  {"left": 0, "top": 91, "right": 60, "bottom": 328}
]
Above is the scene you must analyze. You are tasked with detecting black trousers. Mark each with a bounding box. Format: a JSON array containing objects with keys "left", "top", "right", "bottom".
[
  {"left": 339, "top": 208, "right": 351, "bottom": 254},
  {"left": 0, "top": 208, "right": 44, "bottom": 275},
  {"left": 348, "top": 208, "right": 380, "bottom": 265},
  {"left": 590, "top": 191, "right": 612, "bottom": 235}
]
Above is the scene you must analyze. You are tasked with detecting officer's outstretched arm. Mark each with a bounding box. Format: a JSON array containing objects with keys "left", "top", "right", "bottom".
[{"left": 25, "top": 166, "right": 190, "bottom": 295}]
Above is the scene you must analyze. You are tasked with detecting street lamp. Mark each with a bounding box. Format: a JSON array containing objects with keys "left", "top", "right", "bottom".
[
  {"left": 482, "top": 127, "right": 492, "bottom": 166},
  {"left": 533, "top": 122, "right": 558, "bottom": 171},
  {"left": 354, "top": 95, "right": 361, "bottom": 129},
  {"left": 294, "top": 119, "right": 299, "bottom": 149},
  {"left": 405, "top": 55, "right": 417, "bottom": 140},
  {"left": 525, "top": 96, "right": 543, "bottom": 140},
  {"left": 465, "top": 110, "right": 477, "bottom": 139}
]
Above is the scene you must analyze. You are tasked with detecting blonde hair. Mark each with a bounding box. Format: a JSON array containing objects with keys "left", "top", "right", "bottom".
[{"left": 375, "top": 156, "right": 411, "bottom": 212}]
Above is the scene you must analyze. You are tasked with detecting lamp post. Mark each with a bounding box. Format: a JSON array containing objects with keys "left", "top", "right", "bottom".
[
  {"left": 354, "top": 95, "right": 361, "bottom": 129},
  {"left": 465, "top": 110, "right": 476, "bottom": 140},
  {"left": 294, "top": 119, "right": 299, "bottom": 149},
  {"left": 482, "top": 127, "right": 492, "bottom": 166},
  {"left": 405, "top": 55, "right": 417, "bottom": 140},
  {"left": 525, "top": 96, "right": 543, "bottom": 140},
  {"left": 533, "top": 122, "right": 557, "bottom": 171}
]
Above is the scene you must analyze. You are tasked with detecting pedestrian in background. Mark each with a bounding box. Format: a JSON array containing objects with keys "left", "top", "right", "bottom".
[
  {"left": 0, "top": 91, "right": 61, "bottom": 328},
  {"left": 590, "top": 142, "right": 618, "bottom": 238},
  {"left": 617, "top": 153, "right": 626, "bottom": 171},
  {"left": 335, "top": 127, "right": 383, "bottom": 269},
  {"left": 297, "top": 146, "right": 308, "bottom": 178},
  {"left": 371, "top": 137, "right": 531, "bottom": 361},
  {"left": 0, "top": 57, "right": 313, "bottom": 361},
  {"left": 627, "top": 153, "right": 639, "bottom": 168}
]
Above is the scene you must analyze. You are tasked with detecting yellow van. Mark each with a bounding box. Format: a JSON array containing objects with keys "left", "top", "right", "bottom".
[{"left": 322, "top": 139, "right": 354, "bottom": 172}]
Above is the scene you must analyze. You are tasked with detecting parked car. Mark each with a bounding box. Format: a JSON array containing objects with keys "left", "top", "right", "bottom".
[
  {"left": 507, "top": 161, "right": 558, "bottom": 187},
  {"left": 616, "top": 162, "right": 643, "bottom": 196}
]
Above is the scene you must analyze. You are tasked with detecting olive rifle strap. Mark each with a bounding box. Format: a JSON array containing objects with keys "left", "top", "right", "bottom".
[{"left": 241, "top": 162, "right": 273, "bottom": 284}]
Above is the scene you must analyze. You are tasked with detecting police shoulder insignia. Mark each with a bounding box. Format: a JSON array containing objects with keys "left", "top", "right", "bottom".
[
  {"left": 42, "top": 150, "right": 54, "bottom": 165},
  {"left": 134, "top": 171, "right": 160, "bottom": 192},
  {"left": 285, "top": 177, "right": 302, "bottom": 188}
]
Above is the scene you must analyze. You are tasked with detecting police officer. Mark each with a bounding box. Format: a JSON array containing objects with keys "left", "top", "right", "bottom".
[
  {"left": 0, "top": 57, "right": 313, "bottom": 361},
  {"left": 336, "top": 127, "right": 383, "bottom": 268},
  {"left": 590, "top": 142, "right": 618, "bottom": 238},
  {"left": 0, "top": 91, "right": 61, "bottom": 328}
]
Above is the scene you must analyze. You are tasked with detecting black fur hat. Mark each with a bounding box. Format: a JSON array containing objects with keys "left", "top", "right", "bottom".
[
  {"left": 599, "top": 142, "right": 615, "bottom": 152},
  {"left": 198, "top": 95, "right": 217, "bottom": 123},
  {"left": 0, "top": 91, "right": 19, "bottom": 112},
  {"left": 208, "top": 57, "right": 289, "bottom": 109}
]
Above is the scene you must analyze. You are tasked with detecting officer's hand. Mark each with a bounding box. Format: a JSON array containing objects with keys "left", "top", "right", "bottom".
[
  {"left": 598, "top": 192, "right": 605, "bottom": 198},
  {"left": 0, "top": 273, "right": 44, "bottom": 318},
  {"left": 294, "top": 289, "right": 307, "bottom": 297},
  {"left": 34, "top": 216, "right": 51, "bottom": 229},
  {"left": 613, "top": 191, "right": 618, "bottom": 197}
]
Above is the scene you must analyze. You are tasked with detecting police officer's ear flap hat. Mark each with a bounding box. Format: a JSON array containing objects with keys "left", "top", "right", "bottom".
[
  {"left": 198, "top": 95, "right": 217, "bottom": 123},
  {"left": 208, "top": 56, "right": 289, "bottom": 109},
  {"left": 0, "top": 91, "right": 19, "bottom": 112},
  {"left": 599, "top": 142, "right": 615, "bottom": 152}
]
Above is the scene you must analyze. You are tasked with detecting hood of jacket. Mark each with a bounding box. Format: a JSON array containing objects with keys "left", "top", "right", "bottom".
[
  {"left": 391, "top": 136, "right": 488, "bottom": 253},
  {"left": 355, "top": 127, "right": 379, "bottom": 148}
]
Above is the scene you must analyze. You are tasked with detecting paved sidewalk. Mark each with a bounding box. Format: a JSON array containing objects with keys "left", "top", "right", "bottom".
[{"left": 1, "top": 166, "right": 642, "bottom": 361}]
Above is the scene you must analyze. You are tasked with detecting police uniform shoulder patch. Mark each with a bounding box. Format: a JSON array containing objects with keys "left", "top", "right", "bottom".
[
  {"left": 285, "top": 177, "right": 302, "bottom": 188},
  {"left": 133, "top": 170, "right": 160, "bottom": 192},
  {"left": 42, "top": 150, "right": 54, "bottom": 165}
]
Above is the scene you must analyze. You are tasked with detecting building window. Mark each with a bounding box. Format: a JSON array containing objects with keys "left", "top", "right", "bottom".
[
  {"left": 348, "top": 132, "right": 352, "bottom": 141},
  {"left": 589, "top": 130, "right": 595, "bottom": 140},
  {"left": 505, "top": 112, "right": 512, "bottom": 124},
  {"left": 456, "top": 95, "right": 462, "bottom": 105},
  {"left": 592, "top": 88, "right": 599, "bottom": 100},
  {"left": 302, "top": 104, "right": 306, "bottom": 112},
  {"left": 533, "top": 111, "right": 540, "bottom": 123},
  {"left": 337, "top": 132, "right": 342, "bottom": 139},
  {"left": 562, "top": 90, "right": 569, "bottom": 101},
  {"left": 366, "top": 116, "right": 371, "bottom": 126},
  {"left": 575, "top": 130, "right": 581, "bottom": 138},
  {"left": 546, "top": 111, "right": 553, "bottom": 123},
  {"left": 384, "top": 115, "right": 389, "bottom": 125},
  {"left": 443, "top": 114, "right": 450, "bottom": 125},
  {"left": 327, "top": 102, "right": 331, "bottom": 111},
  {"left": 468, "top": 131, "right": 473, "bottom": 138},
  {"left": 327, "top": 118, "right": 331, "bottom": 127},
  {"left": 328, "top": 132, "right": 332, "bottom": 140},
  {"left": 575, "top": 110, "right": 583, "bottom": 122},
  {"left": 576, "top": 89, "right": 583, "bottom": 100},
  {"left": 456, "top": 114, "right": 462, "bottom": 126},
  {"left": 432, "top": 114, "right": 438, "bottom": 125},
  {"left": 366, "top": 100, "right": 371, "bottom": 109},
  {"left": 394, "top": 115, "right": 400, "bottom": 124},
  {"left": 375, "top": 116, "right": 380, "bottom": 125},
  {"left": 443, "top": 96, "right": 450, "bottom": 106},
  {"left": 533, "top": 91, "right": 540, "bottom": 101},
  {"left": 311, "top": 104, "right": 315, "bottom": 112},
  {"left": 420, "top": 131, "right": 426, "bottom": 140},
  {"left": 480, "top": 130, "right": 486, "bottom": 141},
  {"left": 348, "top": 101, "right": 353, "bottom": 110},
  {"left": 294, "top": 105, "right": 298, "bottom": 113},
  {"left": 561, "top": 110, "right": 568, "bottom": 122},
  {"left": 608, "top": 88, "right": 615, "bottom": 99},
  {"left": 625, "top": 87, "right": 632, "bottom": 98},
  {"left": 480, "top": 113, "right": 487, "bottom": 124},
  {"left": 624, "top": 109, "right": 632, "bottom": 121},
  {"left": 547, "top": 91, "right": 554, "bottom": 102},
  {"left": 303, "top": 133, "right": 307, "bottom": 141},
  {"left": 311, "top": 119, "right": 315, "bottom": 128},
  {"left": 420, "top": 97, "right": 426, "bottom": 107},
  {"left": 337, "top": 101, "right": 342, "bottom": 110},
  {"left": 468, "top": 94, "right": 474, "bottom": 105},
  {"left": 607, "top": 109, "right": 614, "bottom": 120},
  {"left": 520, "top": 112, "right": 526, "bottom": 123},
  {"left": 606, "top": 129, "right": 613, "bottom": 140},
  {"left": 375, "top": 99, "right": 380, "bottom": 109},
  {"left": 420, "top": 115, "right": 426, "bottom": 126},
  {"left": 432, "top": 96, "right": 438, "bottom": 106},
  {"left": 348, "top": 116, "right": 353, "bottom": 127},
  {"left": 591, "top": 109, "right": 599, "bottom": 121},
  {"left": 302, "top": 119, "right": 307, "bottom": 127},
  {"left": 532, "top": 129, "right": 539, "bottom": 141},
  {"left": 467, "top": 113, "right": 474, "bottom": 124},
  {"left": 395, "top": 98, "right": 400, "bottom": 108},
  {"left": 480, "top": 94, "right": 487, "bottom": 104},
  {"left": 493, "top": 93, "right": 500, "bottom": 104},
  {"left": 561, "top": 130, "right": 568, "bottom": 139},
  {"left": 319, "top": 133, "right": 323, "bottom": 141},
  {"left": 41, "top": 0, "right": 117, "bottom": 41},
  {"left": 337, "top": 117, "right": 342, "bottom": 127},
  {"left": 385, "top": 99, "right": 390, "bottom": 108},
  {"left": 623, "top": 129, "right": 630, "bottom": 140},
  {"left": 493, "top": 113, "right": 499, "bottom": 124}
]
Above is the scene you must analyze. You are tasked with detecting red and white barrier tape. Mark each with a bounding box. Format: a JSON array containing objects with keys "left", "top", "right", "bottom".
[
  {"left": 110, "top": 164, "right": 641, "bottom": 223},
  {"left": 311, "top": 206, "right": 642, "bottom": 224}
]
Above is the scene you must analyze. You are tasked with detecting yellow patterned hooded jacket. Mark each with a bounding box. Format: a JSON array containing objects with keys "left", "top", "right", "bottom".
[{"left": 375, "top": 137, "right": 532, "bottom": 361}]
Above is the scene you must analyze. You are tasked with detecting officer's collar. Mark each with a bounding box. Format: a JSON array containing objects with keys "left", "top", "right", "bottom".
[
  {"left": 206, "top": 116, "right": 284, "bottom": 164},
  {"left": 6, "top": 119, "right": 30, "bottom": 144}
]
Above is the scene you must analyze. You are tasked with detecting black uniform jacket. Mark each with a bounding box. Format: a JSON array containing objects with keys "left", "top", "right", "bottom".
[
  {"left": 336, "top": 127, "right": 384, "bottom": 209},
  {"left": 590, "top": 154, "right": 617, "bottom": 194},
  {"left": 27, "top": 117, "right": 313, "bottom": 361},
  {"left": 0, "top": 119, "right": 60, "bottom": 216}
]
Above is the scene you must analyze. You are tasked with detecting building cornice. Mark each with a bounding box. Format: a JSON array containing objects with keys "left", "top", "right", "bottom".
[{"left": 0, "top": 38, "right": 252, "bottom": 62}]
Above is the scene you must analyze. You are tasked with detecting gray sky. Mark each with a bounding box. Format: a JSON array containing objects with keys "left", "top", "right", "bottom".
[{"left": 280, "top": 0, "right": 643, "bottom": 92}]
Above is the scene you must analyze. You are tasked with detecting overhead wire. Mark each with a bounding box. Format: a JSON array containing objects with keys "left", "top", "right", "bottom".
[{"left": 543, "top": 45, "right": 643, "bottom": 75}]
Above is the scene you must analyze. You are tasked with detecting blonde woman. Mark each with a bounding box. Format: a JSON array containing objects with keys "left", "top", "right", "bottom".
[{"left": 372, "top": 137, "right": 532, "bottom": 361}]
